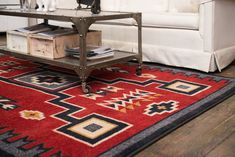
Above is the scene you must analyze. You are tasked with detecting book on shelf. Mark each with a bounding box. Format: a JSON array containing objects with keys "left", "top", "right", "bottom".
[
  {"left": 65, "top": 46, "right": 114, "bottom": 60},
  {"left": 72, "top": 51, "right": 114, "bottom": 60}
]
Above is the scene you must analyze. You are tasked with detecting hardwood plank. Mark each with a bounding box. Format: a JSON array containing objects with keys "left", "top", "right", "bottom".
[
  {"left": 136, "top": 152, "right": 162, "bottom": 157},
  {"left": 215, "top": 64, "right": 235, "bottom": 78},
  {"left": 206, "top": 132, "right": 235, "bottom": 157},
  {"left": 135, "top": 96, "right": 235, "bottom": 157},
  {"left": 184, "top": 115, "right": 235, "bottom": 157}
]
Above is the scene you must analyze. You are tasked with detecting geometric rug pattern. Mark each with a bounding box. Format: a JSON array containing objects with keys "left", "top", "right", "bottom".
[{"left": 0, "top": 54, "right": 234, "bottom": 157}]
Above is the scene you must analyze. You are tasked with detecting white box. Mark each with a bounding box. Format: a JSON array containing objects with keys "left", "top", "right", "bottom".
[
  {"left": 29, "top": 30, "right": 102, "bottom": 59},
  {"left": 7, "top": 24, "right": 55, "bottom": 54}
]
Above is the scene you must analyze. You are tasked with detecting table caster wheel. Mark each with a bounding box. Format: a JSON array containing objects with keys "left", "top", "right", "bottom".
[
  {"left": 136, "top": 67, "right": 142, "bottom": 76},
  {"left": 82, "top": 83, "right": 91, "bottom": 94}
]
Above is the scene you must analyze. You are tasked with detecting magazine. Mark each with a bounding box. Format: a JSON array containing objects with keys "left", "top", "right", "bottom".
[
  {"left": 66, "top": 46, "right": 114, "bottom": 60},
  {"left": 37, "top": 28, "right": 76, "bottom": 37},
  {"left": 88, "top": 51, "right": 114, "bottom": 60},
  {"left": 16, "top": 23, "right": 58, "bottom": 34}
]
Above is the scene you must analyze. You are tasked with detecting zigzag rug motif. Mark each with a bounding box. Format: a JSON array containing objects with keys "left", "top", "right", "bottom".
[{"left": 0, "top": 54, "right": 234, "bottom": 157}]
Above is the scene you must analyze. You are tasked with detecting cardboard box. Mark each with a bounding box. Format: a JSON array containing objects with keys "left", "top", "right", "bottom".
[
  {"left": 7, "top": 23, "right": 56, "bottom": 54},
  {"left": 7, "top": 30, "right": 28, "bottom": 53},
  {"left": 29, "top": 29, "right": 101, "bottom": 59}
]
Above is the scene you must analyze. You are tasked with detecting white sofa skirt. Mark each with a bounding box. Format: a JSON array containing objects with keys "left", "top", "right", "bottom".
[{"left": 91, "top": 24, "right": 218, "bottom": 72}]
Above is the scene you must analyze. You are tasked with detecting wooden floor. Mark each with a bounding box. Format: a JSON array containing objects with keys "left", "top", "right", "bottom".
[{"left": 0, "top": 34, "right": 234, "bottom": 157}]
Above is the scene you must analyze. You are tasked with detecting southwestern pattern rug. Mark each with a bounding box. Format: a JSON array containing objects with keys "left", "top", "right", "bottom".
[{"left": 0, "top": 54, "right": 234, "bottom": 157}]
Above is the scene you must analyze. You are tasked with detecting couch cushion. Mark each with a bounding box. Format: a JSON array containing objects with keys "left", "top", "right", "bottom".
[
  {"left": 101, "top": 0, "right": 120, "bottom": 11},
  {"left": 169, "top": 0, "right": 200, "bottom": 13},
  {"left": 56, "top": 0, "right": 77, "bottom": 9},
  {"left": 98, "top": 12, "right": 199, "bottom": 30},
  {"left": 142, "top": 12, "right": 199, "bottom": 29},
  {"left": 119, "top": 0, "right": 169, "bottom": 13}
]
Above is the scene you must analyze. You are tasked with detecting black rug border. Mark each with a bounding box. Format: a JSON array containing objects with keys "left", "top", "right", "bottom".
[
  {"left": 99, "top": 64, "right": 235, "bottom": 157},
  {"left": 0, "top": 149, "right": 14, "bottom": 157}
]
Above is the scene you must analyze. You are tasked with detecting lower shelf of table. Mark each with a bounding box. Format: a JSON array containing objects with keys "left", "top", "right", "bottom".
[{"left": 0, "top": 46, "right": 140, "bottom": 71}]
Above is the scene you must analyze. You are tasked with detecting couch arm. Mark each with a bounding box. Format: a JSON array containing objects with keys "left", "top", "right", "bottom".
[{"left": 199, "top": 0, "right": 235, "bottom": 52}]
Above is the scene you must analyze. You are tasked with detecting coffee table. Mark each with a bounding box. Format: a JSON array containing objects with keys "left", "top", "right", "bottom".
[{"left": 0, "top": 8, "right": 142, "bottom": 93}]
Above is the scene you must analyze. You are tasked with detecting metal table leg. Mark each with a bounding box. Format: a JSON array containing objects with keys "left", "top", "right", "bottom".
[
  {"left": 133, "top": 13, "right": 143, "bottom": 76},
  {"left": 71, "top": 17, "right": 94, "bottom": 93}
]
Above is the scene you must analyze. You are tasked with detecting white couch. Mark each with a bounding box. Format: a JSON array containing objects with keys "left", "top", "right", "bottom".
[{"left": 55, "top": 0, "right": 235, "bottom": 72}]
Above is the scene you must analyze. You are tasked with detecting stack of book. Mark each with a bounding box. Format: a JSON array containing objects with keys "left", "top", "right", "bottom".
[{"left": 66, "top": 46, "right": 114, "bottom": 60}]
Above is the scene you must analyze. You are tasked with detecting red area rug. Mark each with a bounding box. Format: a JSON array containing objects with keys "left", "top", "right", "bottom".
[{"left": 0, "top": 54, "right": 234, "bottom": 157}]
